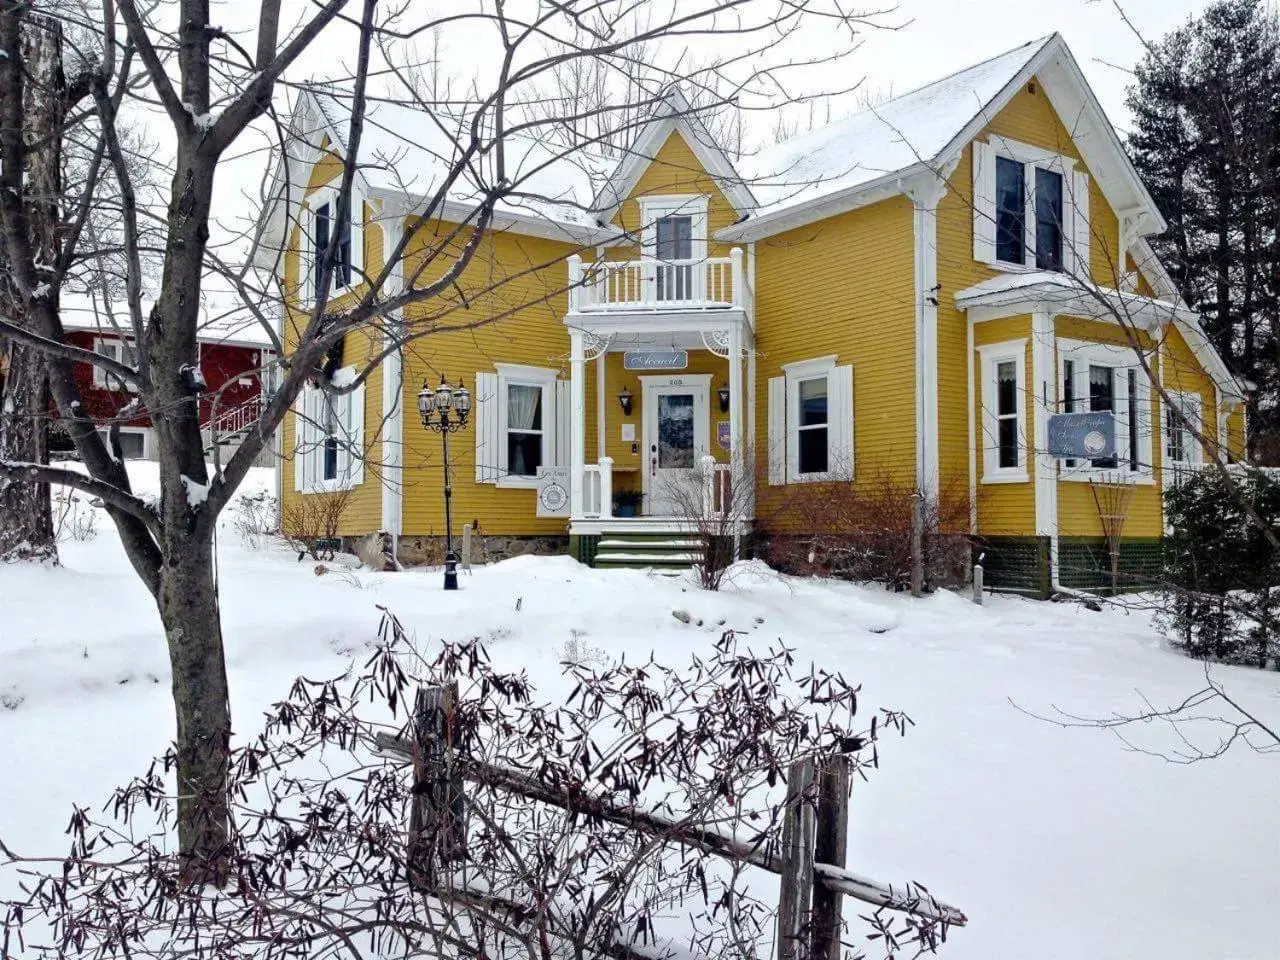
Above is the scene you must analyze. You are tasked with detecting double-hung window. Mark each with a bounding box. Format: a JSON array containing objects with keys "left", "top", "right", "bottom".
[
  {"left": 640, "top": 195, "right": 708, "bottom": 303},
  {"left": 294, "top": 369, "right": 365, "bottom": 493},
  {"left": 976, "top": 137, "right": 1084, "bottom": 274},
  {"left": 979, "top": 341, "right": 1027, "bottom": 482},
  {"left": 1164, "top": 391, "right": 1202, "bottom": 484},
  {"left": 770, "top": 355, "right": 853, "bottom": 484},
  {"left": 92, "top": 337, "right": 138, "bottom": 392},
  {"left": 1057, "top": 340, "right": 1152, "bottom": 481},
  {"left": 470, "top": 364, "right": 562, "bottom": 487},
  {"left": 300, "top": 183, "right": 362, "bottom": 306}
]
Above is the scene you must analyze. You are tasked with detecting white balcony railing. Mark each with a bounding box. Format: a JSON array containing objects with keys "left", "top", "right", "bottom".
[
  {"left": 581, "top": 457, "right": 614, "bottom": 519},
  {"left": 568, "top": 248, "right": 751, "bottom": 314}
]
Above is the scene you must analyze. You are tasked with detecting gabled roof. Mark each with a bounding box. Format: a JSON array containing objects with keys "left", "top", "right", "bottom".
[
  {"left": 590, "top": 87, "right": 756, "bottom": 221},
  {"left": 719, "top": 33, "right": 1166, "bottom": 243}
]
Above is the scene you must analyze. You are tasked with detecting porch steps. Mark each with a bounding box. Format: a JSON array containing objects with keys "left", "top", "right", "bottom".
[{"left": 591, "top": 531, "right": 704, "bottom": 573}]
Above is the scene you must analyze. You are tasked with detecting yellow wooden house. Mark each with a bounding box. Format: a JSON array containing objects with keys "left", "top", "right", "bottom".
[{"left": 261, "top": 33, "right": 1247, "bottom": 595}]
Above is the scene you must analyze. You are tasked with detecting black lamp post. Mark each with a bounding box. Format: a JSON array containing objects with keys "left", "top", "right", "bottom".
[{"left": 417, "top": 375, "right": 471, "bottom": 590}]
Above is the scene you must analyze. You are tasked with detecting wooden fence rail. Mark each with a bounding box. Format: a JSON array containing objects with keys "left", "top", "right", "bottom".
[{"left": 373, "top": 684, "right": 967, "bottom": 958}]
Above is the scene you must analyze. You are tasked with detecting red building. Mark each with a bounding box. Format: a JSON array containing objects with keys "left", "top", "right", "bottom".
[{"left": 59, "top": 299, "right": 276, "bottom": 460}]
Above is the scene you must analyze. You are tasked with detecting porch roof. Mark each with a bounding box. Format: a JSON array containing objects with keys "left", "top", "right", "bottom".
[{"left": 954, "top": 271, "right": 1246, "bottom": 402}]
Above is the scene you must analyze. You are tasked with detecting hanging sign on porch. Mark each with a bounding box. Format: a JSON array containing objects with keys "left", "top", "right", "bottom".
[
  {"left": 535, "top": 466, "right": 571, "bottom": 517},
  {"left": 623, "top": 350, "right": 688, "bottom": 371},
  {"left": 1047, "top": 412, "right": 1116, "bottom": 460}
]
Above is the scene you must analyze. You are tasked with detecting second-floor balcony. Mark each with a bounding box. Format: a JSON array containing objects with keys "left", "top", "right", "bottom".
[{"left": 567, "top": 248, "right": 752, "bottom": 316}]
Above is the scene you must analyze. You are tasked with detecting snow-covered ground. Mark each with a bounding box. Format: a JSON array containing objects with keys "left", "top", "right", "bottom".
[{"left": 2, "top": 463, "right": 1279, "bottom": 959}]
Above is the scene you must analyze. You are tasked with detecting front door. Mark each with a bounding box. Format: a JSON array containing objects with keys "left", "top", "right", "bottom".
[{"left": 642, "top": 377, "right": 710, "bottom": 515}]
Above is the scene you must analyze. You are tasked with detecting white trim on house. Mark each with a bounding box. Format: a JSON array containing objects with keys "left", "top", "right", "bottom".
[
  {"left": 294, "top": 369, "right": 366, "bottom": 494},
  {"left": 98, "top": 425, "right": 152, "bottom": 460},
  {"left": 592, "top": 88, "right": 756, "bottom": 221},
  {"left": 977, "top": 339, "right": 1029, "bottom": 484},
  {"left": 91, "top": 337, "right": 138, "bottom": 392},
  {"left": 776, "top": 355, "right": 854, "bottom": 483},
  {"left": 298, "top": 177, "right": 365, "bottom": 309},
  {"left": 906, "top": 170, "right": 948, "bottom": 500},
  {"left": 379, "top": 215, "right": 406, "bottom": 555}
]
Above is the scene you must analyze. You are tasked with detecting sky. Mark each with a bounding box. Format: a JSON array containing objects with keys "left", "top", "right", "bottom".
[{"left": 853, "top": 0, "right": 1207, "bottom": 135}]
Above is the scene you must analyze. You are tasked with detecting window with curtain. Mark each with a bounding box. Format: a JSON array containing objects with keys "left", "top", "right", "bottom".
[
  {"left": 996, "top": 360, "right": 1019, "bottom": 469},
  {"left": 796, "top": 376, "right": 829, "bottom": 475},
  {"left": 506, "top": 383, "right": 543, "bottom": 477}
]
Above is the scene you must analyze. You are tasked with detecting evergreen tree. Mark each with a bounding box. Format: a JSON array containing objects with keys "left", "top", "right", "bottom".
[{"left": 1127, "top": 0, "right": 1280, "bottom": 459}]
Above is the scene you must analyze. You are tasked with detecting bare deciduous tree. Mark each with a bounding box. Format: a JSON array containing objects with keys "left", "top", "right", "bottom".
[{"left": 0, "top": 0, "right": 894, "bottom": 881}]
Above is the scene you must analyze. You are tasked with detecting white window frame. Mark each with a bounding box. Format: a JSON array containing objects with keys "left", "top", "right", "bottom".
[
  {"left": 296, "top": 367, "right": 364, "bottom": 494},
  {"left": 495, "top": 363, "right": 558, "bottom": 489},
  {"left": 1163, "top": 389, "right": 1203, "bottom": 484},
  {"left": 299, "top": 179, "right": 364, "bottom": 308},
  {"left": 98, "top": 426, "right": 150, "bottom": 460},
  {"left": 92, "top": 337, "right": 139, "bottom": 392},
  {"left": 988, "top": 137, "right": 1076, "bottom": 272},
  {"left": 1056, "top": 339, "right": 1155, "bottom": 484},
  {"left": 783, "top": 355, "right": 836, "bottom": 483},
  {"left": 638, "top": 195, "right": 709, "bottom": 262},
  {"left": 979, "top": 340, "right": 1029, "bottom": 483}
]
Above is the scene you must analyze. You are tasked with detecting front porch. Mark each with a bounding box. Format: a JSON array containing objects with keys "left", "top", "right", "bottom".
[{"left": 562, "top": 255, "right": 756, "bottom": 538}]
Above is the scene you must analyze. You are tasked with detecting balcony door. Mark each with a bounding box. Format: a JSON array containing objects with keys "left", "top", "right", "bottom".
[
  {"left": 641, "top": 375, "right": 711, "bottom": 516},
  {"left": 640, "top": 196, "right": 708, "bottom": 304}
]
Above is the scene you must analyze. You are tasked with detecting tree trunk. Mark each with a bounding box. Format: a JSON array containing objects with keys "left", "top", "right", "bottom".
[
  {"left": 0, "top": 11, "right": 61, "bottom": 563},
  {"left": 158, "top": 532, "right": 232, "bottom": 884}
]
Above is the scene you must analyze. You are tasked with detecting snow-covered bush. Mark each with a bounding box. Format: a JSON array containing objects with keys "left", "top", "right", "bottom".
[
  {"left": 51, "top": 490, "right": 97, "bottom": 543},
  {"left": 1160, "top": 467, "right": 1280, "bottom": 668},
  {"left": 0, "top": 612, "right": 952, "bottom": 960},
  {"left": 280, "top": 487, "right": 352, "bottom": 561}
]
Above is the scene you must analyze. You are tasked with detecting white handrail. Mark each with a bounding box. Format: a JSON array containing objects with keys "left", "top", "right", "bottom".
[
  {"left": 204, "top": 395, "right": 262, "bottom": 444},
  {"left": 570, "top": 250, "right": 748, "bottom": 312}
]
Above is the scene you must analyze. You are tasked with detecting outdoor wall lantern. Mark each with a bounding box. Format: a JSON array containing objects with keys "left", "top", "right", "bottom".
[
  {"left": 717, "top": 384, "right": 731, "bottom": 414},
  {"left": 618, "top": 385, "right": 633, "bottom": 416},
  {"left": 417, "top": 375, "right": 471, "bottom": 590}
]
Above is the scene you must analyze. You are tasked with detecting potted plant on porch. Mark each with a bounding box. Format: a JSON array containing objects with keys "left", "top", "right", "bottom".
[{"left": 613, "top": 490, "right": 643, "bottom": 518}]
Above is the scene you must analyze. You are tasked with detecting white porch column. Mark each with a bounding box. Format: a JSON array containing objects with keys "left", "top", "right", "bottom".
[
  {"left": 1031, "top": 309, "right": 1058, "bottom": 579},
  {"left": 728, "top": 320, "right": 744, "bottom": 478},
  {"left": 599, "top": 456, "right": 614, "bottom": 519},
  {"left": 596, "top": 353, "right": 607, "bottom": 461},
  {"left": 570, "top": 330, "right": 586, "bottom": 517}
]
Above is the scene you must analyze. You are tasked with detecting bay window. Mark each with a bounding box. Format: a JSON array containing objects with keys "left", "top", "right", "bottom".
[{"left": 1057, "top": 340, "right": 1152, "bottom": 481}]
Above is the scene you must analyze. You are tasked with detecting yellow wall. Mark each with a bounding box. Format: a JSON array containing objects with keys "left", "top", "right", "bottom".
[
  {"left": 610, "top": 130, "right": 739, "bottom": 259},
  {"left": 972, "top": 317, "right": 1035, "bottom": 534},
  {"left": 752, "top": 196, "right": 918, "bottom": 525},
  {"left": 279, "top": 151, "right": 386, "bottom": 537}
]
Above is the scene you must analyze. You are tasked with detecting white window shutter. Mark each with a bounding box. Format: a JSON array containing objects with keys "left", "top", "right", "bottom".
[
  {"left": 293, "top": 392, "right": 307, "bottom": 491},
  {"left": 349, "top": 190, "right": 365, "bottom": 278},
  {"left": 554, "top": 379, "right": 571, "bottom": 467},
  {"left": 1070, "top": 169, "right": 1090, "bottom": 277},
  {"left": 475, "top": 371, "right": 500, "bottom": 483},
  {"left": 298, "top": 203, "right": 314, "bottom": 308},
  {"left": 972, "top": 140, "right": 997, "bottom": 264},
  {"left": 767, "top": 376, "right": 786, "bottom": 485},
  {"left": 828, "top": 364, "right": 855, "bottom": 480},
  {"left": 345, "top": 385, "right": 365, "bottom": 486}
]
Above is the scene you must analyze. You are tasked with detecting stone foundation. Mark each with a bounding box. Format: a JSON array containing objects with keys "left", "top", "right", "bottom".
[{"left": 394, "top": 533, "right": 569, "bottom": 567}]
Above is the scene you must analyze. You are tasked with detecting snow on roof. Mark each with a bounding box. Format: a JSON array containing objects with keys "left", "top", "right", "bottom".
[
  {"left": 59, "top": 290, "right": 276, "bottom": 350},
  {"left": 738, "top": 36, "right": 1052, "bottom": 219},
  {"left": 309, "top": 91, "right": 616, "bottom": 234}
]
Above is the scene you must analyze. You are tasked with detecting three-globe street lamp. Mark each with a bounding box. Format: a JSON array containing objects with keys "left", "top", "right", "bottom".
[{"left": 417, "top": 375, "right": 471, "bottom": 590}]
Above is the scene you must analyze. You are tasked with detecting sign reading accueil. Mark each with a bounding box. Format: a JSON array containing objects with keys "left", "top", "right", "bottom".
[
  {"left": 623, "top": 350, "right": 688, "bottom": 371},
  {"left": 1047, "top": 412, "right": 1116, "bottom": 460},
  {"left": 535, "top": 466, "right": 571, "bottom": 517}
]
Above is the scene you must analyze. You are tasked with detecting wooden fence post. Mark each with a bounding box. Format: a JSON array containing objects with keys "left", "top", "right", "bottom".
[
  {"left": 775, "top": 758, "right": 816, "bottom": 960},
  {"left": 810, "top": 756, "right": 850, "bottom": 960},
  {"left": 407, "top": 682, "right": 465, "bottom": 888}
]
